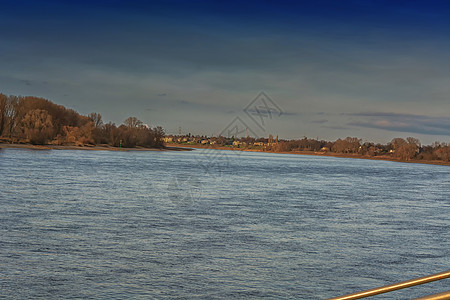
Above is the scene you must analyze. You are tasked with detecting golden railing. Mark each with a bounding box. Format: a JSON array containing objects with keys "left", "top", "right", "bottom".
[{"left": 327, "top": 270, "right": 450, "bottom": 300}]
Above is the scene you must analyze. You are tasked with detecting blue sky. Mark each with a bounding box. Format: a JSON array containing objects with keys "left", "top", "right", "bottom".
[{"left": 1, "top": 0, "right": 450, "bottom": 144}]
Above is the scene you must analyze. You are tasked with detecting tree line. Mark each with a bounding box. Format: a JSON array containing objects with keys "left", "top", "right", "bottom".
[
  {"left": 170, "top": 134, "right": 450, "bottom": 163},
  {"left": 256, "top": 136, "right": 450, "bottom": 162},
  {"left": 0, "top": 94, "right": 164, "bottom": 148}
]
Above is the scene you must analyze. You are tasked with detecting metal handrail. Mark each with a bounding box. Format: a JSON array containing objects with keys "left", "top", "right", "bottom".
[
  {"left": 413, "top": 290, "right": 450, "bottom": 300},
  {"left": 327, "top": 270, "right": 450, "bottom": 300}
]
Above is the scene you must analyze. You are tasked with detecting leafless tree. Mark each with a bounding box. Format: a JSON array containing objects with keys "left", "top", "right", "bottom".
[
  {"left": 124, "top": 117, "right": 143, "bottom": 128},
  {"left": 88, "top": 112, "right": 103, "bottom": 128}
]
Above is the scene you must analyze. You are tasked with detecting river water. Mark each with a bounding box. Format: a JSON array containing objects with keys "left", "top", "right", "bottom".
[{"left": 0, "top": 148, "right": 449, "bottom": 299}]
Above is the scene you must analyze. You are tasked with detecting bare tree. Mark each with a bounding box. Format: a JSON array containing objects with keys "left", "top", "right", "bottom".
[
  {"left": 407, "top": 137, "right": 421, "bottom": 148},
  {"left": 6, "top": 95, "right": 22, "bottom": 138},
  {"left": 0, "top": 94, "right": 6, "bottom": 136},
  {"left": 124, "top": 117, "right": 143, "bottom": 128},
  {"left": 88, "top": 112, "right": 103, "bottom": 128},
  {"left": 332, "top": 137, "right": 361, "bottom": 153},
  {"left": 391, "top": 137, "right": 419, "bottom": 161},
  {"left": 153, "top": 126, "right": 165, "bottom": 147},
  {"left": 390, "top": 138, "right": 407, "bottom": 150}
]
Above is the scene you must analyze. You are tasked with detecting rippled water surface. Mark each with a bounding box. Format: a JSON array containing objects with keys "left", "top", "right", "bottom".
[{"left": 1, "top": 148, "right": 449, "bottom": 299}]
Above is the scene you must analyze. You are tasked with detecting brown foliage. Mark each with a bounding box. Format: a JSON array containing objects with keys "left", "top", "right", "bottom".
[
  {"left": 63, "top": 122, "right": 95, "bottom": 146},
  {"left": 390, "top": 137, "right": 419, "bottom": 161},
  {"left": 0, "top": 93, "right": 165, "bottom": 148},
  {"left": 19, "top": 109, "right": 54, "bottom": 144},
  {"left": 332, "top": 137, "right": 361, "bottom": 153},
  {"left": 432, "top": 143, "right": 450, "bottom": 162}
]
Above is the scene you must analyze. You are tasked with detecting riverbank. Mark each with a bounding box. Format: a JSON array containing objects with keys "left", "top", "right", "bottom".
[
  {"left": 0, "top": 143, "right": 193, "bottom": 152},
  {"left": 165, "top": 143, "right": 450, "bottom": 167},
  {"left": 2, "top": 142, "right": 449, "bottom": 166}
]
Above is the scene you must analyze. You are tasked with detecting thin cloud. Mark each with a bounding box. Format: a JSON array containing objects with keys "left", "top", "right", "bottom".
[
  {"left": 177, "top": 100, "right": 191, "bottom": 105},
  {"left": 244, "top": 108, "right": 300, "bottom": 117},
  {"left": 172, "top": 99, "right": 233, "bottom": 113},
  {"left": 280, "top": 111, "right": 301, "bottom": 116},
  {"left": 311, "top": 119, "right": 328, "bottom": 124},
  {"left": 346, "top": 112, "right": 450, "bottom": 136},
  {"left": 322, "top": 125, "right": 352, "bottom": 130}
]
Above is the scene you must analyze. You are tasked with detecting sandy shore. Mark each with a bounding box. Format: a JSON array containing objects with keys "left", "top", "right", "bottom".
[
  {"left": 0, "top": 143, "right": 193, "bottom": 152},
  {"left": 165, "top": 143, "right": 450, "bottom": 167}
]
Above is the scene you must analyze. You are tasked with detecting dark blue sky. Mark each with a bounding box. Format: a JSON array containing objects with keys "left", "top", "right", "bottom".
[{"left": 1, "top": 0, "right": 450, "bottom": 143}]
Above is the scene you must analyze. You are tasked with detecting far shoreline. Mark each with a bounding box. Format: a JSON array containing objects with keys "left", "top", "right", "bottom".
[
  {"left": 2, "top": 142, "right": 449, "bottom": 167},
  {"left": 165, "top": 143, "right": 450, "bottom": 167}
]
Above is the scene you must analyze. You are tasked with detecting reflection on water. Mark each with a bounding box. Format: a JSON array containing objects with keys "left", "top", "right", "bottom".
[{"left": 1, "top": 148, "right": 449, "bottom": 299}]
